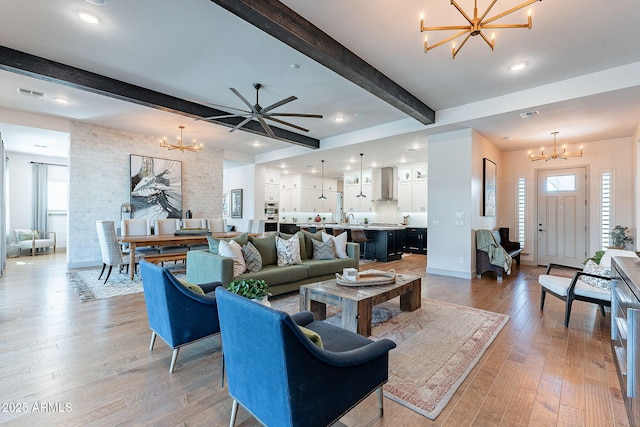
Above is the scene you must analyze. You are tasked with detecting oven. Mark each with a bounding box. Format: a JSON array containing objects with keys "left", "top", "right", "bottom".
[
  {"left": 264, "top": 221, "right": 278, "bottom": 232},
  {"left": 265, "top": 202, "right": 279, "bottom": 217}
]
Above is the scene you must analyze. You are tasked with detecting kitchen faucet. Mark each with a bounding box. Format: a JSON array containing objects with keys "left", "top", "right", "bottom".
[{"left": 347, "top": 213, "right": 355, "bottom": 223}]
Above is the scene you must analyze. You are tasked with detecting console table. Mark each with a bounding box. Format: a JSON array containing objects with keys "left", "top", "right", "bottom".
[{"left": 611, "top": 256, "right": 640, "bottom": 426}]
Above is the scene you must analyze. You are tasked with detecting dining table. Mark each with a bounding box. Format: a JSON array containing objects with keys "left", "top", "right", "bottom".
[{"left": 119, "top": 231, "right": 244, "bottom": 279}]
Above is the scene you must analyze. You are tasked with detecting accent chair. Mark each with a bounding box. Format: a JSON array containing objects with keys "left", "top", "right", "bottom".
[{"left": 215, "top": 287, "right": 396, "bottom": 427}]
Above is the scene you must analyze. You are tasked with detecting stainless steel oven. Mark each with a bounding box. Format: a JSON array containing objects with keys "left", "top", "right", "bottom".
[
  {"left": 264, "top": 221, "right": 278, "bottom": 232},
  {"left": 265, "top": 203, "right": 279, "bottom": 217}
]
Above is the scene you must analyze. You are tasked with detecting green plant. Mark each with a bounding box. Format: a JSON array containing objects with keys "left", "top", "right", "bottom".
[
  {"left": 584, "top": 250, "right": 605, "bottom": 265},
  {"left": 610, "top": 225, "right": 634, "bottom": 249},
  {"left": 226, "top": 278, "right": 271, "bottom": 300}
]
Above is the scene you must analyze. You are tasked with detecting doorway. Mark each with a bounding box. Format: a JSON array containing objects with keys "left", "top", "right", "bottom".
[{"left": 536, "top": 166, "right": 587, "bottom": 268}]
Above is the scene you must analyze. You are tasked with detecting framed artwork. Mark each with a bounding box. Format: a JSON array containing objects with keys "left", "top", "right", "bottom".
[
  {"left": 483, "top": 158, "right": 496, "bottom": 217},
  {"left": 222, "top": 191, "right": 229, "bottom": 217},
  {"left": 230, "top": 188, "right": 243, "bottom": 218},
  {"left": 130, "top": 154, "right": 182, "bottom": 220}
]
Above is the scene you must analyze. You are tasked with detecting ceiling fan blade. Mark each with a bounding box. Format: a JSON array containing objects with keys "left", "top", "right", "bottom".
[
  {"left": 195, "top": 113, "right": 251, "bottom": 121},
  {"left": 266, "top": 116, "right": 310, "bottom": 133},
  {"left": 230, "top": 88, "right": 258, "bottom": 113},
  {"left": 261, "top": 96, "right": 297, "bottom": 113},
  {"left": 267, "top": 113, "right": 323, "bottom": 119},
  {"left": 188, "top": 99, "right": 251, "bottom": 114},
  {"left": 229, "top": 116, "right": 254, "bottom": 133},
  {"left": 258, "top": 117, "right": 276, "bottom": 138}
]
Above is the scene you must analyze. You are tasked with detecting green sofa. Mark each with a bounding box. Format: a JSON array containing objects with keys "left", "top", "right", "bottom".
[{"left": 186, "top": 231, "right": 360, "bottom": 296}]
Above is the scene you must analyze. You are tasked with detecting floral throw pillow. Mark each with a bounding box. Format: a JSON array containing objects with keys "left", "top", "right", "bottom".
[
  {"left": 242, "top": 241, "right": 263, "bottom": 273},
  {"left": 581, "top": 260, "right": 611, "bottom": 290},
  {"left": 276, "top": 235, "right": 301, "bottom": 267}
]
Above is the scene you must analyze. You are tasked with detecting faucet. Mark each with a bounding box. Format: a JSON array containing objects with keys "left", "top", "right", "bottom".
[{"left": 347, "top": 213, "right": 355, "bottom": 224}]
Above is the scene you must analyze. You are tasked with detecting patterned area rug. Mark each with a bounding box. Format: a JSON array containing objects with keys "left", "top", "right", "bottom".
[
  {"left": 270, "top": 294, "right": 509, "bottom": 420},
  {"left": 68, "top": 266, "right": 185, "bottom": 302}
]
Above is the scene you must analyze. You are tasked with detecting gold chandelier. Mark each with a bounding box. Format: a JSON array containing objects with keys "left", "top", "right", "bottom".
[
  {"left": 529, "top": 132, "right": 582, "bottom": 162},
  {"left": 160, "top": 126, "right": 202, "bottom": 152},
  {"left": 420, "top": 0, "right": 541, "bottom": 59}
]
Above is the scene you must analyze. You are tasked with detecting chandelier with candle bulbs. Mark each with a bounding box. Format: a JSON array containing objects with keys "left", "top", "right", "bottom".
[
  {"left": 160, "top": 126, "right": 202, "bottom": 152},
  {"left": 420, "top": 0, "right": 541, "bottom": 59},
  {"left": 529, "top": 132, "right": 583, "bottom": 162}
]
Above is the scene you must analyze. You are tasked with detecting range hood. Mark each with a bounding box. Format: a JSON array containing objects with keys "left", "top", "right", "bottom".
[{"left": 373, "top": 167, "right": 397, "bottom": 202}]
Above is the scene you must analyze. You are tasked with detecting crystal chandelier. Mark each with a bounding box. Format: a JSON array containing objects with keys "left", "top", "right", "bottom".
[
  {"left": 529, "top": 132, "right": 582, "bottom": 162},
  {"left": 420, "top": 0, "right": 541, "bottom": 59},
  {"left": 160, "top": 126, "right": 202, "bottom": 152}
]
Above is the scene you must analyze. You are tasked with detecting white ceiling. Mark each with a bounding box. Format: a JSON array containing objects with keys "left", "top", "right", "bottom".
[{"left": 0, "top": 0, "right": 639, "bottom": 177}]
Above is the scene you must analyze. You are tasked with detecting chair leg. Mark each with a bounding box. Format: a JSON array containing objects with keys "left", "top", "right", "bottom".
[
  {"left": 229, "top": 399, "right": 239, "bottom": 427},
  {"left": 564, "top": 298, "right": 574, "bottom": 327},
  {"left": 376, "top": 386, "right": 384, "bottom": 417},
  {"left": 221, "top": 352, "right": 225, "bottom": 388},
  {"left": 599, "top": 304, "right": 607, "bottom": 316},
  {"left": 98, "top": 263, "right": 107, "bottom": 280},
  {"left": 169, "top": 348, "right": 180, "bottom": 373},
  {"left": 540, "top": 289, "right": 546, "bottom": 310},
  {"left": 149, "top": 331, "right": 157, "bottom": 351},
  {"left": 103, "top": 266, "right": 113, "bottom": 284}
]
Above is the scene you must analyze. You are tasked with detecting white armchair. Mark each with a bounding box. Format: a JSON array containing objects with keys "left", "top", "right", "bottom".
[
  {"left": 539, "top": 249, "right": 638, "bottom": 327},
  {"left": 14, "top": 229, "right": 56, "bottom": 256}
]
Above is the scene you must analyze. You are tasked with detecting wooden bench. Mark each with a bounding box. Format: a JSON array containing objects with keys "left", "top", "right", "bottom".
[
  {"left": 143, "top": 252, "right": 187, "bottom": 265},
  {"left": 476, "top": 227, "right": 522, "bottom": 282}
]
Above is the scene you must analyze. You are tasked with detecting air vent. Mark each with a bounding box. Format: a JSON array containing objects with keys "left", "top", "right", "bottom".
[
  {"left": 17, "top": 88, "right": 47, "bottom": 99},
  {"left": 520, "top": 110, "right": 540, "bottom": 119}
]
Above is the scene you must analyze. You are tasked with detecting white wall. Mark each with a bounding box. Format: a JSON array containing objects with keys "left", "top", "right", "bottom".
[
  {"left": 68, "top": 121, "right": 223, "bottom": 267},
  {"left": 223, "top": 163, "right": 256, "bottom": 232},
  {"left": 6, "top": 151, "right": 69, "bottom": 248},
  {"left": 501, "top": 136, "right": 634, "bottom": 263}
]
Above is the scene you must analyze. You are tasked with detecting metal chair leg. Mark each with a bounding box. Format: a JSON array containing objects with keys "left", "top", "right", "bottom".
[
  {"left": 221, "top": 352, "right": 225, "bottom": 388},
  {"left": 376, "top": 386, "right": 384, "bottom": 417},
  {"left": 229, "top": 399, "right": 239, "bottom": 427},
  {"left": 103, "top": 266, "right": 113, "bottom": 284},
  {"left": 169, "top": 348, "right": 180, "bottom": 373},
  {"left": 98, "top": 263, "right": 107, "bottom": 280},
  {"left": 149, "top": 331, "right": 157, "bottom": 351}
]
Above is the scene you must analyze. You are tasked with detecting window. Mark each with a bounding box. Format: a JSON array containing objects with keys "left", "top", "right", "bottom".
[
  {"left": 601, "top": 170, "right": 612, "bottom": 249},
  {"left": 47, "top": 181, "right": 68, "bottom": 212},
  {"left": 517, "top": 176, "right": 526, "bottom": 248},
  {"left": 545, "top": 175, "right": 575, "bottom": 192}
]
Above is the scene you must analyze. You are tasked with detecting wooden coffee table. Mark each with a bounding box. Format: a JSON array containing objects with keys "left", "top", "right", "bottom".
[{"left": 299, "top": 274, "right": 421, "bottom": 336}]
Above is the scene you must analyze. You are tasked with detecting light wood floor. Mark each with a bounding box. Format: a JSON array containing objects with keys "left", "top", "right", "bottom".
[{"left": 0, "top": 252, "right": 629, "bottom": 426}]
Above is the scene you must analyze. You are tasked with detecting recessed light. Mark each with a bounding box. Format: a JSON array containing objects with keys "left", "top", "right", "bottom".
[
  {"left": 78, "top": 11, "right": 100, "bottom": 24},
  {"left": 335, "top": 116, "right": 344, "bottom": 122},
  {"left": 290, "top": 64, "right": 300, "bottom": 70},
  {"left": 52, "top": 97, "right": 69, "bottom": 105},
  {"left": 252, "top": 141, "right": 260, "bottom": 147},
  {"left": 86, "top": 0, "right": 107, "bottom": 4},
  {"left": 509, "top": 62, "right": 527, "bottom": 72}
]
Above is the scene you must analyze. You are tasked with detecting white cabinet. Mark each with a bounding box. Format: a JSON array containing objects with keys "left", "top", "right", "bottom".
[
  {"left": 265, "top": 184, "right": 279, "bottom": 202},
  {"left": 397, "top": 162, "right": 427, "bottom": 213},
  {"left": 343, "top": 170, "right": 373, "bottom": 213},
  {"left": 264, "top": 168, "right": 280, "bottom": 185},
  {"left": 279, "top": 174, "right": 337, "bottom": 213}
]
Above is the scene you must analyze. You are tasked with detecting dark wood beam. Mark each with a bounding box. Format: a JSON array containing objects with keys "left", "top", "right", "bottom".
[
  {"left": 210, "top": 0, "right": 435, "bottom": 126},
  {"left": 0, "top": 45, "right": 319, "bottom": 149}
]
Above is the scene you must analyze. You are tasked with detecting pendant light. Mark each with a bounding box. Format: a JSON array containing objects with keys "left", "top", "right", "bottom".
[
  {"left": 318, "top": 160, "right": 327, "bottom": 200},
  {"left": 356, "top": 153, "right": 366, "bottom": 198}
]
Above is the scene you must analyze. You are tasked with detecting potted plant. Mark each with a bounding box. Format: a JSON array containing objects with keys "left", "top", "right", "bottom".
[
  {"left": 226, "top": 278, "right": 272, "bottom": 306},
  {"left": 584, "top": 250, "right": 605, "bottom": 265},
  {"left": 610, "top": 225, "right": 634, "bottom": 249}
]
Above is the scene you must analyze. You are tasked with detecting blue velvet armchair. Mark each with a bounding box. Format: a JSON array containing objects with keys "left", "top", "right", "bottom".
[
  {"left": 215, "top": 287, "right": 397, "bottom": 427},
  {"left": 140, "top": 260, "right": 222, "bottom": 373}
]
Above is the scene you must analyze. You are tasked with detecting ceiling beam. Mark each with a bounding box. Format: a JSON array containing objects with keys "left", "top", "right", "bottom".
[
  {"left": 210, "top": 0, "right": 435, "bottom": 126},
  {"left": 0, "top": 45, "right": 320, "bottom": 149}
]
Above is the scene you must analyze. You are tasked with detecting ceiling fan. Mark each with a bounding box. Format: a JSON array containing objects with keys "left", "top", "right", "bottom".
[{"left": 195, "top": 83, "right": 323, "bottom": 138}]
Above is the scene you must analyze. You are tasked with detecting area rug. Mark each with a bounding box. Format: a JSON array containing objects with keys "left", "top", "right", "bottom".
[
  {"left": 271, "top": 294, "right": 508, "bottom": 420},
  {"left": 67, "top": 266, "right": 185, "bottom": 302}
]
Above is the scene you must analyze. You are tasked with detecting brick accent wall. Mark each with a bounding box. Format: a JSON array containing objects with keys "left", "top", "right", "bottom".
[{"left": 68, "top": 121, "right": 223, "bottom": 267}]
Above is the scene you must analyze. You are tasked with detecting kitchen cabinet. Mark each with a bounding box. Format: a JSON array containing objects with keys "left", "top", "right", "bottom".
[
  {"left": 611, "top": 257, "right": 640, "bottom": 426},
  {"left": 397, "top": 162, "right": 428, "bottom": 213},
  {"left": 343, "top": 170, "right": 372, "bottom": 213},
  {"left": 404, "top": 227, "right": 427, "bottom": 254},
  {"left": 370, "top": 229, "right": 403, "bottom": 262},
  {"left": 279, "top": 174, "right": 337, "bottom": 213}
]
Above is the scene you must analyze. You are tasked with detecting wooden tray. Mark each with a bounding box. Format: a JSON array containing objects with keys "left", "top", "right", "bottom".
[{"left": 336, "top": 269, "right": 396, "bottom": 286}]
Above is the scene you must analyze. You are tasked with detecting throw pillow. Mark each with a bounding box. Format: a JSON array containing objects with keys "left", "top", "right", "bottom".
[
  {"left": 582, "top": 260, "right": 612, "bottom": 290},
  {"left": 312, "top": 238, "right": 336, "bottom": 260},
  {"left": 301, "top": 229, "right": 324, "bottom": 259},
  {"left": 322, "top": 231, "right": 348, "bottom": 259},
  {"left": 249, "top": 234, "right": 277, "bottom": 266},
  {"left": 298, "top": 325, "right": 323, "bottom": 348},
  {"left": 177, "top": 278, "right": 205, "bottom": 295},
  {"left": 242, "top": 241, "right": 263, "bottom": 273},
  {"left": 218, "top": 239, "right": 247, "bottom": 277},
  {"left": 278, "top": 231, "right": 307, "bottom": 260},
  {"left": 207, "top": 233, "right": 249, "bottom": 254},
  {"left": 275, "top": 235, "right": 301, "bottom": 267}
]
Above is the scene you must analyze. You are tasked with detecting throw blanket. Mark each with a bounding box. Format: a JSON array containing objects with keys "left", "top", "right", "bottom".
[{"left": 476, "top": 230, "right": 512, "bottom": 275}]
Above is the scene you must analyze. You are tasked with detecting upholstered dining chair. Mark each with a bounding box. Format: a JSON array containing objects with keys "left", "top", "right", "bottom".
[
  {"left": 182, "top": 218, "right": 206, "bottom": 229},
  {"left": 539, "top": 249, "right": 638, "bottom": 327},
  {"left": 140, "top": 260, "right": 223, "bottom": 373},
  {"left": 154, "top": 219, "right": 187, "bottom": 256},
  {"left": 207, "top": 218, "right": 227, "bottom": 233},
  {"left": 120, "top": 219, "right": 159, "bottom": 255},
  {"left": 96, "top": 220, "right": 143, "bottom": 283},
  {"left": 215, "top": 287, "right": 396, "bottom": 427}
]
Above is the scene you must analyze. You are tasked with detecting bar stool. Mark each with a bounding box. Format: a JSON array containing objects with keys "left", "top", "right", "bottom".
[{"left": 350, "top": 228, "right": 374, "bottom": 263}]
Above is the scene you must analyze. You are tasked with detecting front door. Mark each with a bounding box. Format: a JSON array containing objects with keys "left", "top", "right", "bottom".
[{"left": 536, "top": 167, "right": 587, "bottom": 268}]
